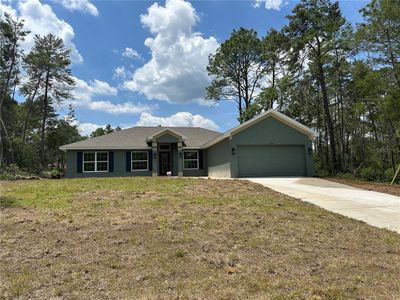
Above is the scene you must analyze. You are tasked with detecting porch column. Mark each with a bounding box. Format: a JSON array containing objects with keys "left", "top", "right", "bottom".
[
  {"left": 178, "top": 142, "right": 183, "bottom": 177},
  {"left": 152, "top": 142, "right": 158, "bottom": 177}
]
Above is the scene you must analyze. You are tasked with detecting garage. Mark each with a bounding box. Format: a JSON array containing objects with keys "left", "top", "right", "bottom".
[{"left": 237, "top": 145, "right": 306, "bottom": 177}]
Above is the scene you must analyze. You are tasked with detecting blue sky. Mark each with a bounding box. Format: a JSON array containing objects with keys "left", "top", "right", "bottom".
[{"left": 1, "top": 0, "right": 368, "bottom": 135}]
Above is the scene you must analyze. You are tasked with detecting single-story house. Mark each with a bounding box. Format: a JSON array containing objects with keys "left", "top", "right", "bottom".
[{"left": 60, "top": 109, "right": 317, "bottom": 178}]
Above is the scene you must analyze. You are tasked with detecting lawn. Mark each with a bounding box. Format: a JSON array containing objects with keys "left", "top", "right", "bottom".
[{"left": 1, "top": 178, "right": 400, "bottom": 299}]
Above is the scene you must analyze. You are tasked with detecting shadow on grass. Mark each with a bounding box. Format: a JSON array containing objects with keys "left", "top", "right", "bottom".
[{"left": 0, "top": 196, "right": 20, "bottom": 209}]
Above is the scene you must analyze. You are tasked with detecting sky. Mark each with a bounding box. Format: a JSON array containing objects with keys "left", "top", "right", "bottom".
[{"left": 0, "top": 0, "right": 368, "bottom": 135}]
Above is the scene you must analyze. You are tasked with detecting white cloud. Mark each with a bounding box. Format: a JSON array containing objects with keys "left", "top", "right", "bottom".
[
  {"left": 69, "top": 77, "right": 155, "bottom": 115},
  {"left": 76, "top": 122, "right": 107, "bottom": 136},
  {"left": 123, "top": 0, "right": 219, "bottom": 104},
  {"left": 122, "top": 47, "right": 141, "bottom": 59},
  {"left": 113, "top": 66, "right": 131, "bottom": 80},
  {"left": 86, "top": 100, "right": 153, "bottom": 115},
  {"left": 0, "top": 0, "right": 83, "bottom": 63},
  {"left": 136, "top": 112, "right": 220, "bottom": 131},
  {"left": 253, "top": 0, "right": 285, "bottom": 10},
  {"left": 54, "top": 0, "right": 98, "bottom": 16}
]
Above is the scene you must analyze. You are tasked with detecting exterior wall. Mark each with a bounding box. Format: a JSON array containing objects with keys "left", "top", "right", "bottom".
[
  {"left": 66, "top": 150, "right": 152, "bottom": 178},
  {"left": 182, "top": 149, "right": 208, "bottom": 177},
  {"left": 206, "top": 139, "right": 231, "bottom": 178},
  {"left": 230, "top": 116, "right": 314, "bottom": 177}
]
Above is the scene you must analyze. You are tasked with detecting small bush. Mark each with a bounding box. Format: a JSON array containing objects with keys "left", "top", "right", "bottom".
[
  {"left": 337, "top": 172, "right": 354, "bottom": 180},
  {"left": 359, "top": 166, "right": 383, "bottom": 181}
]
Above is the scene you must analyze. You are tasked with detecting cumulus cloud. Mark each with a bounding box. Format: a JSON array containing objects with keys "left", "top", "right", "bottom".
[
  {"left": 136, "top": 112, "right": 220, "bottom": 131},
  {"left": 253, "top": 0, "right": 285, "bottom": 10},
  {"left": 76, "top": 122, "right": 107, "bottom": 136},
  {"left": 69, "top": 77, "right": 155, "bottom": 115},
  {"left": 122, "top": 47, "right": 141, "bottom": 59},
  {"left": 0, "top": 0, "right": 83, "bottom": 63},
  {"left": 54, "top": 0, "right": 98, "bottom": 16},
  {"left": 123, "top": 0, "right": 219, "bottom": 104}
]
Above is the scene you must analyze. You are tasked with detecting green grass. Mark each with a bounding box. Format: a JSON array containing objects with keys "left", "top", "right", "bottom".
[{"left": 1, "top": 177, "right": 400, "bottom": 299}]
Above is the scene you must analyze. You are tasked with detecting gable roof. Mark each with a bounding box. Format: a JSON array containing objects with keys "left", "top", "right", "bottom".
[
  {"left": 201, "top": 109, "right": 318, "bottom": 148},
  {"left": 60, "top": 110, "right": 316, "bottom": 151},
  {"left": 60, "top": 127, "right": 222, "bottom": 151}
]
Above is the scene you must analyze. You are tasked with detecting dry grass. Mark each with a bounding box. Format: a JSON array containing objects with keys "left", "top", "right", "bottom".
[
  {"left": 1, "top": 177, "right": 400, "bottom": 299},
  {"left": 326, "top": 177, "right": 400, "bottom": 197}
]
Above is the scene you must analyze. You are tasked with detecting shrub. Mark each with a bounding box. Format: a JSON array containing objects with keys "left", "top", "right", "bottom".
[
  {"left": 359, "top": 166, "right": 383, "bottom": 181},
  {"left": 337, "top": 172, "right": 354, "bottom": 180}
]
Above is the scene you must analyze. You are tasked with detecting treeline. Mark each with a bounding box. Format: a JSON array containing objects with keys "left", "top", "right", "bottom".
[
  {"left": 206, "top": 0, "right": 400, "bottom": 180},
  {"left": 0, "top": 13, "right": 81, "bottom": 175}
]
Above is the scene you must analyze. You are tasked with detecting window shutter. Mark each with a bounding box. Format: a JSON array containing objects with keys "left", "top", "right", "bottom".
[
  {"left": 199, "top": 150, "right": 204, "bottom": 169},
  {"left": 77, "top": 152, "right": 83, "bottom": 173},
  {"left": 109, "top": 152, "right": 114, "bottom": 172},
  {"left": 126, "top": 151, "right": 131, "bottom": 172},
  {"left": 148, "top": 150, "right": 153, "bottom": 171}
]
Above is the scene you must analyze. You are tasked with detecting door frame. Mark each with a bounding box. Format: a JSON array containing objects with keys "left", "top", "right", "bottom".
[{"left": 158, "top": 144, "right": 172, "bottom": 176}]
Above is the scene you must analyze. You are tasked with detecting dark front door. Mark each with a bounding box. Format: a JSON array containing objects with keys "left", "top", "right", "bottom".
[{"left": 159, "top": 152, "right": 171, "bottom": 175}]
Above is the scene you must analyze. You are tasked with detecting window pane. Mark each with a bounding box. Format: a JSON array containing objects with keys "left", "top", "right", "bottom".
[
  {"left": 84, "top": 162, "right": 95, "bottom": 171},
  {"left": 184, "top": 151, "right": 197, "bottom": 159},
  {"left": 132, "top": 152, "right": 147, "bottom": 161},
  {"left": 84, "top": 152, "right": 95, "bottom": 161},
  {"left": 97, "top": 162, "right": 108, "bottom": 171},
  {"left": 97, "top": 152, "right": 108, "bottom": 161},
  {"left": 132, "top": 161, "right": 148, "bottom": 170},
  {"left": 184, "top": 160, "right": 198, "bottom": 169}
]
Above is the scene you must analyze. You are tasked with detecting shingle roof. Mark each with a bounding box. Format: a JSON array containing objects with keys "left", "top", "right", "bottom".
[{"left": 60, "top": 127, "right": 223, "bottom": 150}]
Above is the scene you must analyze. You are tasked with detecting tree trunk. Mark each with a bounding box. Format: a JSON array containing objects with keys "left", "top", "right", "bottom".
[
  {"left": 317, "top": 57, "right": 337, "bottom": 173},
  {"left": 41, "top": 68, "right": 50, "bottom": 169}
]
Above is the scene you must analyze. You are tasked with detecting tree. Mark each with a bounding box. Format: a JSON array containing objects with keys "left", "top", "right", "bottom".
[
  {"left": 0, "top": 13, "right": 28, "bottom": 168},
  {"left": 90, "top": 124, "right": 121, "bottom": 138},
  {"left": 206, "top": 28, "right": 266, "bottom": 122},
  {"left": 283, "top": 0, "right": 349, "bottom": 173},
  {"left": 46, "top": 106, "right": 82, "bottom": 169},
  {"left": 256, "top": 29, "right": 289, "bottom": 111},
  {"left": 23, "top": 34, "right": 75, "bottom": 169},
  {"left": 357, "top": 0, "right": 400, "bottom": 88}
]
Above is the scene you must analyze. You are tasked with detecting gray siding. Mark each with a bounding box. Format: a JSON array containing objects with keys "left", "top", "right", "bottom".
[
  {"left": 206, "top": 139, "right": 231, "bottom": 178},
  {"left": 66, "top": 150, "right": 152, "bottom": 178},
  {"left": 182, "top": 149, "right": 208, "bottom": 177},
  {"left": 230, "top": 116, "right": 314, "bottom": 177}
]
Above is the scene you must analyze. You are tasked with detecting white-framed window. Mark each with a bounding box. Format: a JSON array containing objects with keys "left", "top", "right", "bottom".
[
  {"left": 132, "top": 151, "right": 148, "bottom": 171},
  {"left": 83, "top": 151, "right": 108, "bottom": 172},
  {"left": 183, "top": 150, "right": 199, "bottom": 170}
]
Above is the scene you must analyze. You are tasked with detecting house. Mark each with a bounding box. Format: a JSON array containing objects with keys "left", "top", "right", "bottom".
[{"left": 60, "top": 109, "right": 317, "bottom": 178}]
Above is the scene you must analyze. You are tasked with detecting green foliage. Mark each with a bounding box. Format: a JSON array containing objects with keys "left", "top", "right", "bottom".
[{"left": 206, "top": 28, "right": 265, "bottom": 122}]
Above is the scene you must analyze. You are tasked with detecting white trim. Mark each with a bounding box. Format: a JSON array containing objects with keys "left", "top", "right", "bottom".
[
  {"left": 82, "top": 151, "right": 109, "bottom": 173},
  {"left": 183, "top": 150, "right": 199, "bottom": 170},
  {"left": 202, "top": 109, "right": 318, "bottom": 149},
  {"left": 131, "top": 151, "right": 149, "bottom": 172}
]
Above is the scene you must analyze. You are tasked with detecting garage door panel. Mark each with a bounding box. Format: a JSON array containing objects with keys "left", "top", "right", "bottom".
[{"left": 238, "top": 145, "right": 306, "bottom": 177}]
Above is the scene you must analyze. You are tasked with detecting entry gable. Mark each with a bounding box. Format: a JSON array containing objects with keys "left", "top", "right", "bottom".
[{"left": 146, "top": 128, "right": 187, "bottom": 143}]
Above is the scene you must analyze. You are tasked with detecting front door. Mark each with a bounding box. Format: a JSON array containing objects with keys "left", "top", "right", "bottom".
[{"left": 159, "top": 152, "right": 171, "bottom": 176}]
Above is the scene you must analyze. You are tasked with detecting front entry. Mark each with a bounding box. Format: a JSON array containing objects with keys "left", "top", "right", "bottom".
[{"left": 159, "top": 152, "right": 171, "bottom": 176}]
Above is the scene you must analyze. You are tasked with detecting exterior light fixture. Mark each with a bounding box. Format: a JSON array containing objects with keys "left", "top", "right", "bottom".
[
  {"left": 179, "top": 151, "right": 183, "bottom": 158},
  {"left": 231, "top": 147, "right": 236, "bottom": 155},
  {"left": 153, "top": 150, "right": 157, "bottom": 159},
  {"left": 308, "top": 147, "right": 313, "bottom": 155}
]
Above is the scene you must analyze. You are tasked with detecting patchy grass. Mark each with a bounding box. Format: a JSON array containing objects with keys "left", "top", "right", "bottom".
[
  {"left": 1, "top": 177, "right": 400, "bottom": 299},
  {"left": 326, "top": 177, "right": 400, "bottom": 197}
]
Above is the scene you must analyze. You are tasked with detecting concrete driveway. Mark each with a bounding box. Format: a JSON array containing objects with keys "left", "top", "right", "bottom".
[{"left": 243, "top": 177, "right": 400, "bottom": 233}]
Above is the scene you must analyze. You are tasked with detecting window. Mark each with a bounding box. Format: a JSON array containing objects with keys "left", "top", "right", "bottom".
[
  {"left": 183, "top": 151, "right": 199, "bottom": 170},
  {"left": 159, "top": 144, "right": 171, "bottom": 151},
  {"left": 83, "top": 151, "right": 108, "bottom": 172},
  {"left": 132, "top": 151, "right": 148, "bottom": 171}
]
